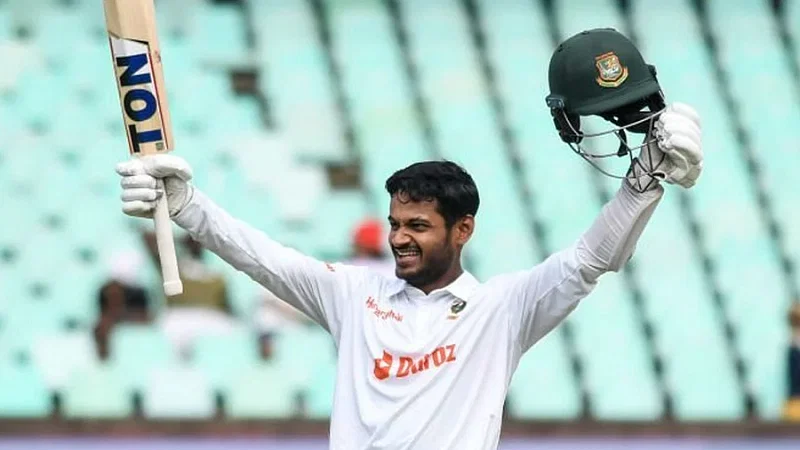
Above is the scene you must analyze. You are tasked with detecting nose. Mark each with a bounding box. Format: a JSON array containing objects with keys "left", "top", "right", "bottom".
[{"left": 389, "top": 229, "right": 411, "bottom": 248}]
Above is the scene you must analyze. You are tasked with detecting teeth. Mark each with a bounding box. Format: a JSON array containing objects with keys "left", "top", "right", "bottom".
[{"left": 396, "top": 249, "right": 420, "bottom": 257}]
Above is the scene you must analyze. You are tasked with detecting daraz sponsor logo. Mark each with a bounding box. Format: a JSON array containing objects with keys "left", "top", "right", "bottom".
[{"left": 373, "top": 345, "right": 457, "bottom": 381}]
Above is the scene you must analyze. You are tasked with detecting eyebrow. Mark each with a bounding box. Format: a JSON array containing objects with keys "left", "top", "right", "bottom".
[{"left": 387, "top": 216, "right": 431, "bottom": 224}]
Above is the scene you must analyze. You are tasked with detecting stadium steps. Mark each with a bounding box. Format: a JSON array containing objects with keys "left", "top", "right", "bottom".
[
  {"left": 776, "top": 0, "right": 800, "bottom": 109},
  {"left": 699, "top": 0, "right": 800, "bottom": 419},
  {"left": 246, "top": 0, "right": 349, "bottom": 164},
  {"left": 385, "top": 0, "right": 442, "bottom": 160},
  {"left": 323, "top": 0, "right": 434, "bottom": 221},
  {"left": 699, "top": 0, "right": 798, "bottom": 301},
  {"left": 546, "top": 0, "right": 671, "bottom": 419},
  {"left": 314, "top": 0, "right": 405, "bottom": 215},
  {"left": 468, "top": 0, "right": 589, "bottom": 418},
  {"left": 626, "top": 0, "right": 756, "bottom": 418}
]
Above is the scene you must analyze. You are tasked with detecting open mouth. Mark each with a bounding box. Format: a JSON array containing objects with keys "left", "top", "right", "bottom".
[{"left": 393, "top": 247, "right": 421, "bottom": 266}]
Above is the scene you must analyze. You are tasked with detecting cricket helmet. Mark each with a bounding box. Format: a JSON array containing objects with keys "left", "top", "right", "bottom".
[{"left": 545, "top": 28, "right": 666, "bottom": 184}]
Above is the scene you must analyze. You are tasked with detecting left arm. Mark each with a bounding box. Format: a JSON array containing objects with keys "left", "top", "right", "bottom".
[
  {"left": 504, "top": 102, "right": 703, "bottom": 353},
  {"left": 503, "top": 181, "right": 663, "bottom": 353}
]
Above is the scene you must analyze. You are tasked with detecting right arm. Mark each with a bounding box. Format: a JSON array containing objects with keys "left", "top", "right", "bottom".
[
  {"left": 171, "top": 188, "right": 358, "bottom": 334},
  {"left": 116, "top": 155, "right": 363, "bottom": 336}
]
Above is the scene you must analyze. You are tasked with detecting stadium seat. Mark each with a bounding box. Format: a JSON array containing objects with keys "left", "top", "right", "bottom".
[
  {"left": 309, "top": 189, "right": 371, "bottom": 260},
  {"left": 508, "top": 329, "right": 582, "bottom": 420},
  {"left": 3, "top": 0, "right": 797, "bottom": 425},
  {"left": 186, "top": 2, "right": 249, "bottom": 64},
  {"left": 249, "top": 0, "right": 348, "bottom": 162},
  {"left": 569, "top": 276, "right": 664, "bottom": 420},
  {"left": 109, "top": 324, "right": 176, "bottom": 393},
  {"left": 191, "top": 326, "right": 260, "bottom": 392},
  {"left": 401, "top": 0, "right": 538, "bottom": 280},
  {"left": 707, "top": 0, "right": 800, "bottom": 270},
  {"left": 0, "top": 361, "right": 52, "bottom": 418},
  {"left": 326, "top": 0, "right": 431, "bottom": 204},
  {"left": 30, "top": 330, "right": 97, "bottom": 390},
  {"left": 62, "top": 361, "right": 133, "bottom": 419},
  {"left": 224, "top": 362, "right": 299, "bottom": 419},
  {"left": 554, "top": 0, "right": 626, "bottom": 38},
  {"left": 273, "top": 324, "right": 338, "bottom": 392},
  {"left": 142, "top": 365, "right": 216, "bottom": 419},
  {"left": 304, "top": 359, "right": 337, "bottom": 419},
  {"left": 0, "top": 298, "right": 66, "bottom": 359}
]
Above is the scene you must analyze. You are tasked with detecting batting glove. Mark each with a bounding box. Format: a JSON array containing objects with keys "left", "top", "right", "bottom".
[
  {"left": 629, "top": 102, "right": 703, "bottom": 191},
  {"left": 116, "top": 154, "right": 194, "bottom": 218}
]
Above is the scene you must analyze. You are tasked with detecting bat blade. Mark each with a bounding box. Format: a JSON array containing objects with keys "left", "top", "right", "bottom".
[
  {"left": 104, "top": 0, "right": 173, "bottom": 155},
  {"left": 104, "top": 0, "right": 182, "bottom": 297}
]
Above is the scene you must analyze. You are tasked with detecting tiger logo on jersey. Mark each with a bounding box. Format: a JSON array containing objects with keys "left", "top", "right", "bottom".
[{"left": 447, "top": 299, "right": 467, "bottom": 320}]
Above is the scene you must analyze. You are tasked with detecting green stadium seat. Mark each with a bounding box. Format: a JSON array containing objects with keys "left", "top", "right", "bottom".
[
  {"left": 555, "top": 0, "right": 626, "bottom": 38},
  {"left": 0, "top": 9, "right": 9, "bottom": 40},
  {"left": 186, "top": 3, "right": 249, "bottom": 64},
  {"left": 251, "top": 0, "right": 347, "bottom": 162},
  {"left": 62, "top": 361, "right": 133, "bottom": 419},
  {"left": 191, "top": 326, "right": 260, "bottom": 392},
  {"left": 109, "top": 324, "right": 176, "bottom": 393},
  {"left": 402, "top": 0, "right": 537, "bottom": 280},
  {"left": 707, "top": 0, "right": 800, "bottom": 272},
  {"left": 273, "top": 324, "right": 337, "bottom": 391},
  {"left": 0, "top": 299, "right": 67, "bottom": 359},
  {"left": 0, "top": 361, "right": 52, "bottom": 418},
  {"left": 508, "top": 329, "right": 582, "bottom": 420},
  {"left": 304, "top": 360, "right": 337, "bottom": 419},
  {"left": 654, "top": 313, "right": 745, "bottom": 421},
  {"left": 30, "top": 330, "right": 97, "bottom": 390},
  {"left": 310, "top": 189, "right": 370, "bottom": 260},
  {"left": 224, "top": 362, "right": 299, "bottom": 419},
  {"left": 32, "top": 7, "right": 98, "bottom": 64},
  {"left": 570, "top": 276, "right": 663, "bottom": 420},
  {"left": 745, "top": 328, "right": 790, "bottom": 421},
  {"left": 327, "top": 0, "right": 431, "bottom": 202},
  {"left": 1, "top": 0, "right": 795, "bottom": 425},
  {"left": 143, "top": 365, "right": 216, "bottom": 419}
]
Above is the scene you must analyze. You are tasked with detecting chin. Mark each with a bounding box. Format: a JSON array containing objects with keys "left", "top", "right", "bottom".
[{"left": 395, "top": 266, "right": 421, "bottom": 283}]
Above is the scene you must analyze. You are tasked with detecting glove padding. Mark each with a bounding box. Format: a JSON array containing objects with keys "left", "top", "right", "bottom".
[
  {"left": 630, "top": 102, "right": 703, "bottom": 190},
  {"left": 116, "top": 154, "right": 194, "bottom": 218}
]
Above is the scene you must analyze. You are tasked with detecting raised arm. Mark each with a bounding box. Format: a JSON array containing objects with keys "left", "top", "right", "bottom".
[
  {"left": 504, "top": 102, "right": 703, "bottom": 353},
  {"left": 115, "top": 154, "right": 361, "bottom": 335}
]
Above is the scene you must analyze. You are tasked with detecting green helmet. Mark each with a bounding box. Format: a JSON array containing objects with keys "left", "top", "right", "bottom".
[
  {"left": 545, "top": 28, "right": 665, "bottom": 144},
  {"left": 543, "top": 28, "right": 667, "bottom": 190}
]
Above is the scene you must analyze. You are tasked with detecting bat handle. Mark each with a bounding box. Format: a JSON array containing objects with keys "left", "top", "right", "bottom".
[{"left": 153, "top": 178, "right": 183, "bottom": 296}]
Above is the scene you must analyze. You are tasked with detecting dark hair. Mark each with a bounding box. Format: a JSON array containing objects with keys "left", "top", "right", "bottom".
[{"left": 385, "top": 161, "right": 479, "bottom": 227}]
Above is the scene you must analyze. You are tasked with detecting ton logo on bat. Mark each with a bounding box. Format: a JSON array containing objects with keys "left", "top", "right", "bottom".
[{"left": 110, "top": 37, "right": 165, "bottom": 153}]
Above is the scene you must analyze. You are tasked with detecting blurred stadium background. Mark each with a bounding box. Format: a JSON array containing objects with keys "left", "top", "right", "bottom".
[{"left": 2, "top": 0, "right": 800, "bottom": 448}]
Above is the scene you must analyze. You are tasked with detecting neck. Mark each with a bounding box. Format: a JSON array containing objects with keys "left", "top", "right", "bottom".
[{"left": 413, "top": 262, "right": 464, "bottom": 295}]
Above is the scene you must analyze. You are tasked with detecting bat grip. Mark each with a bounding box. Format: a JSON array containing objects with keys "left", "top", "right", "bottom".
[{"left": 153, "top": 178, "right": 183, "bottom": 296}]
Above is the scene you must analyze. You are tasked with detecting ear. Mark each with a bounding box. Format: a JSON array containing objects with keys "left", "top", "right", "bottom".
[{"left": 452, "top": 215, "right": 475, "bottom": 246}]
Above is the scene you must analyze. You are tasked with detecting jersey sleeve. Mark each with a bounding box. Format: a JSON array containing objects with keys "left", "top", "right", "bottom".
[
  {"left": 503, "top": 181, "right": 664, "bottom": 353},
  {"left": 171, "top": 188, "right": 364, "bottom": 338}
]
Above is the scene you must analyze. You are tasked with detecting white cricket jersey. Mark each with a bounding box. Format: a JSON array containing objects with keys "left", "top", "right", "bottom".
[{"left": 173, "top": 181, "right": 663, "bottom": 450}]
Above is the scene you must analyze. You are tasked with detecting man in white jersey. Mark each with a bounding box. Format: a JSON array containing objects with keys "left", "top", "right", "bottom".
[{"left": 115, "top": 29, "right": 703, "bottom": 449}]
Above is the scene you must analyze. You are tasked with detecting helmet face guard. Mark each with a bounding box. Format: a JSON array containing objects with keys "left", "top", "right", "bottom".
[
  {"left": 547, "top": 91, "right": 666, "bottom": 176},
  {"left": 545, "top": 28, "right": 667, "bottom": 189}
]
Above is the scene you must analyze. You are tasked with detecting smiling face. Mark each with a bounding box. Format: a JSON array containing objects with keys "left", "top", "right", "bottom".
[
  {"left": 383, "top": 161, "right": 480, "bottom": 293},
  {"left": 388, "top": 193, "right": 473, "bottom": 293}
]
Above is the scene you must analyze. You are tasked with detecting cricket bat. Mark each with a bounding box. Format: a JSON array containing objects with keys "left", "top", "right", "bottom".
[{"left": 104, "top": 0, "right": 183, "bottom": 296}]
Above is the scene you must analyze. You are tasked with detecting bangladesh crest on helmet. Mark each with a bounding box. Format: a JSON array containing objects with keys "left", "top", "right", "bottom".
[{"left": 595, "top": 51, "right": 628, "bottom": 87}]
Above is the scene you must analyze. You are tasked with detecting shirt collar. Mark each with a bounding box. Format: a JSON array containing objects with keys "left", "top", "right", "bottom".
[{"left": 387, "top": 271, "right": 479, "bottom": 301}]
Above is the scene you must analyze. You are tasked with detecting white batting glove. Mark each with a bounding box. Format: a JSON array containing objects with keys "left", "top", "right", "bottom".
[
  {"left": 630, "top": 102, "right": 704, "bottom": 191},
  {"left": 116, "top": 154, "right": 194, "bottom": 218}
]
